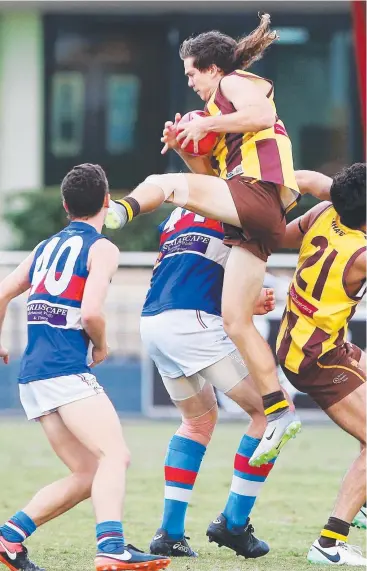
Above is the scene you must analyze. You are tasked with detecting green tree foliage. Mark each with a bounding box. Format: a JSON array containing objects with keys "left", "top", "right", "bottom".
[
  {"left": 4, "top": 187, "right": 318, "bottom": 252},
  {"left": 4, "top": 188, "right": 174, "bottom": 251}
]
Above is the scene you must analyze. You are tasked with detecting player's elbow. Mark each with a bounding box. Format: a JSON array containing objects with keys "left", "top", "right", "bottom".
[
  {"left": 81, "top": 310, "right": 103, "bottom": 328},
  {"left": 0, "top": 284, "right": 18, "bottom": 304},
  {"left": 255, "top": 108, "right": 276, "bottom": 130},
  {"left": 295, "top": 171, "right": 311, "bottom": 195}
]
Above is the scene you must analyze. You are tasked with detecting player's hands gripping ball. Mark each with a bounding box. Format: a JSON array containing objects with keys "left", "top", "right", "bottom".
[
  {"left": 161, "top": 113, "right": 182, "bottom": 154},
  {"left": 176, "top": 110, "right": 219, "bottom": 156}
]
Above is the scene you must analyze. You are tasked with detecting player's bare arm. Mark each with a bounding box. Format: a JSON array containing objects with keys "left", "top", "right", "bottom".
[
  {"left": 281, "top": 202, "right": 332, "bottom": 250},
  {"left": 344, "top": 249, "right": 366, "bottom": 297},
  {"left": 282, "top": 170, "right": 335, "bottom": 250},
  {"left": 295, "top": 170, "right": 333, "bottom": 201},
  {"left": 0, "top": 251, "right": 35, "bottom": 363},
  {"left": 210, "top": 75, "right": 275, "bottom": 132},
  {"left": 176, "top": 151, "right": 215, "bottom": 176},
  {"left": 177, "top": 76, "right": 275, "bottom": 152},
  {"left": 82, "top": 239, "right": 119, "bottom": 367}
]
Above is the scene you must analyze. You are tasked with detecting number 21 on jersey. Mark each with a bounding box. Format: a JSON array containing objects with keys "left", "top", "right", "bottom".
[{"left": 296, "top": 236, "right": 338, "bottom": 301}]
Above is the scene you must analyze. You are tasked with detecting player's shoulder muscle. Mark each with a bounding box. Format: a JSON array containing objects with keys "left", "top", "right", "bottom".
[{"left": 88, "top": 238, "right": 119, "bottom": 275}]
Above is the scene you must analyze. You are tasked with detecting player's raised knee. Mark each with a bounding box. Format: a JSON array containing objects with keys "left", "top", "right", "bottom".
[
  {"left": 177, "top": 405, "right": 218, "bottom": 446},
  {"left": 144, "top": 173, "right": 189, "bottom": 206}
]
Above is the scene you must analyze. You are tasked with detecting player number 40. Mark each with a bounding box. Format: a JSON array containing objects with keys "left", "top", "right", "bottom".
[{"left": 30, "top": 236, "right": 84, "bottom": 296}]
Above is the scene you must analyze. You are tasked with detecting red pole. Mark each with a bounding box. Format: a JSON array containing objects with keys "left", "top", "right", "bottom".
[{"left": 351, "top": 1, "right": 366, "bottom": 147}]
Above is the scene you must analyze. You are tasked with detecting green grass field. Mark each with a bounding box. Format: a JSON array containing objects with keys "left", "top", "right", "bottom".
[{"left": 0, "top": 419, "right": 365, "bottom": 571}]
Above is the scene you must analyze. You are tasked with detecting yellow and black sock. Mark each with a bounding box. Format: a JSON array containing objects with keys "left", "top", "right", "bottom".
[
  {"left": 319, "top": 517, "right": 350, "bottom": 548},
  {"left": 116, "top": 196, "right": 141, "bottom": 222},
  {"left": 262, "top": 390, "right": 289, "bottom": 420}
]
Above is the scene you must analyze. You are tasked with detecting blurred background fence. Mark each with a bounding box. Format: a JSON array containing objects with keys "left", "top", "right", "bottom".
[
  {"left": 0, "top": 0, "right": 365, "bottom": 416},
  {"left": 0, "top": 254, "right": 365, "bottom": 416}
]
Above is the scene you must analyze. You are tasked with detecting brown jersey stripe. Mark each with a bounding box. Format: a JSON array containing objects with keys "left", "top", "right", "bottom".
[
  {"left": 334, "top": 325, "right": 346, "bottom": 347},
  {"left": 333, "top": 306, "right": 358, "bottom": 351},
  {"left": 347, "top": 305, "right": 357, "bottom": 324},
  {"left": 255, "top": 139, "right": 284, "bottom": 186},
  {"left": 277, "top": 310, "right": 299, "bottom": 363},
  {"left": 312, "top": 249, "right": 338, "bottom": 301},
  {"left": 226, "top": 132, "right": 244, "bottom": 173},
  {"left": 214, "top": 82, "right": 235, "bottom": 113},
  {"left": 210, "top": 153, "right": 220, "bottom": 174},
  {"left": 299, "top": 327, "right": 330, "bottom": 371}
]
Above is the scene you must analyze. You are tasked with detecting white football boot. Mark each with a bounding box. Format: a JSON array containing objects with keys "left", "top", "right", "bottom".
[
  {"left": 307, "top": 539, "right": 367, "bottom": 566},
  {"left": 249, "top": 409, "right": 301, "bottom": 467}
]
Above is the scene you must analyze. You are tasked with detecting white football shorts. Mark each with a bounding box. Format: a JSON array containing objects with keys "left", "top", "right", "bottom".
[
  {"left": 19, "top": 373, "right": 104, "bottom": 420},
  {"left": 140, "top": 309, "right": 249, "bottom": 400}
]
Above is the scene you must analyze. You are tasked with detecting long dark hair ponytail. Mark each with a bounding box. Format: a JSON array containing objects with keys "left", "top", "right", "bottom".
[{"left": 180, "top": 13, "right": 278, "bottom": 73}]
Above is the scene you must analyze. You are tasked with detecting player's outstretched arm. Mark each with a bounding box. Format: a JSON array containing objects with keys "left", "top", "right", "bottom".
[
  {"left": 0, "top": 251, "right": 35, "bottom": 363},
  {"left": 281, "top": 202, "right": 332, "bottom": 250},
  {"left": 81, "top": 239, "right": 119, "bottom": 367},
  {"left": 345, "top": 249, "right": 366, "bottom": 298},
  {"left": 282, "top": 170, "right": 333, "bottom": 249},
  {"left": 295, "top": 170, "right": 332, "bottom": 201}
]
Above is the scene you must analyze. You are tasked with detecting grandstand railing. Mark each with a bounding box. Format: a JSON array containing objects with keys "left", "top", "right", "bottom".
[{"left": 0, "top": 252, "right": 364, "bottom": 358}]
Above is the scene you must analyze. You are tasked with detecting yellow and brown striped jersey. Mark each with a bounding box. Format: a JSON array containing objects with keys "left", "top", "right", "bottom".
[
  {"left": 205, "top": 70, "right": 300, "bottom": 212},
  {"left": 276, "top": 204, "right": 366, "bottom": 373}
]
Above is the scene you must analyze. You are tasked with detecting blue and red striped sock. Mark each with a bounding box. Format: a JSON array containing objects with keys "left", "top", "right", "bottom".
[
  {"left": 162, "top": 435, "right": 206, "bottom": 540},
  {"left": 96, "top": 521, "right": 124, "bottom": 553},
  {"left": 0, "top": 511, "right": 37, "bottom": 543},
  {"left": 223, "top": 434, "right": 276, "bottom": 530}
]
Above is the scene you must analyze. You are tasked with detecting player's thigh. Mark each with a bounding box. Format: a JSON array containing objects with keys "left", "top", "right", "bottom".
[
  {"left": 40, "top": 411, "right": 97, "bottom": 474},
  {"left": 180, "top": 174, "right": 241, "bottom": 227},
  {"left": 200, "top": 350, "right": 264, "bottom": 417},
  {"left": 58, "top": 393, "right": 129, "bottom": 460},
  {"left": 222, "top": 246, "right": 266, "bottom": 322},
  {"left": 325, "top": 383, "right": 366, "bottom": 444},
  {"left": 163, "top": 345, "right": 246, "bottom": 419},
  {"left": 170, "top": 380, "right": 217, "bottom": 419}
]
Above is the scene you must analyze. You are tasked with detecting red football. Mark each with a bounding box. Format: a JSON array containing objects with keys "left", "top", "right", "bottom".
[{"left": 177, "top": 110, "right": 219, "bottom": 156}]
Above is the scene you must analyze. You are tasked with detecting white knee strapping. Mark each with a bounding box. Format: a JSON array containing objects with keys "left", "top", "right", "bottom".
[{"left": 145, "top": 173, "right": 189, "bottom": 207}]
